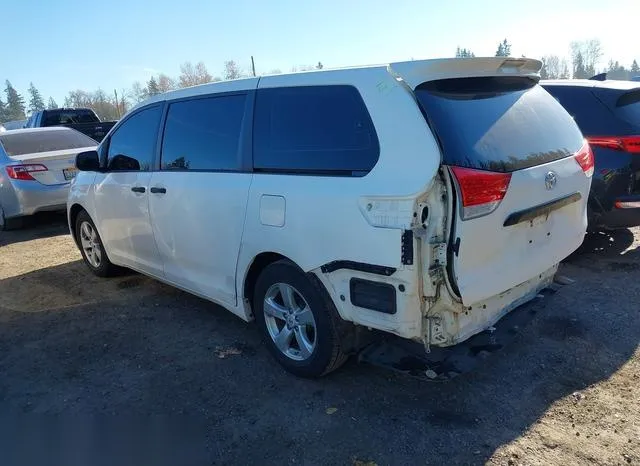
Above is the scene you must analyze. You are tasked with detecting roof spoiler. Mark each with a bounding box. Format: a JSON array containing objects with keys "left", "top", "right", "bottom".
[
  {"left": 389, "top": 57, "right": 542, "bottom": 89},
  {"left": 589, "top": 73, "right": 607, "bottom": 81}
]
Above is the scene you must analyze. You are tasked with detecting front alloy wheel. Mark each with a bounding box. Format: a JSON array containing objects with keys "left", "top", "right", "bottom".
[
  {"left": 79, "top": 220, "right": 102, "bottom": 268},
  {"left": 75, "top": 210, "right": 118, "bottom": 277}
]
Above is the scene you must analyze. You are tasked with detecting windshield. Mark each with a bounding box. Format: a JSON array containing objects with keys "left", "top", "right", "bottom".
[
  {"left": 415, "top": 76, "right": 584, "bottom": 172},
  {"left": 0, "top": 130, "right": 97, "bottom": 156}
]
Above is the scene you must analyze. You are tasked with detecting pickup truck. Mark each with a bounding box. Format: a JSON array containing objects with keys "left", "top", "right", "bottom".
[{"left": 24, "top": 108, "right": 116, "bottom": 142}]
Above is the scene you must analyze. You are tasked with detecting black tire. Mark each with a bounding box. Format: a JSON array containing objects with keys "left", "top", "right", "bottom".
[
  {"left": 0, "top": 206, "right": 25, "bottom": 231},
  {"left": 253, "top": 260, "right": 350, "bottom": 378},
  {"left": 75, "top": 210, "right": 118, "bottom": 277}
]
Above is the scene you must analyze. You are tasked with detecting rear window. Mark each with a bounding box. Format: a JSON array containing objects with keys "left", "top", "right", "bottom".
[
  {"left": 0, "top": 130, "right": 97, "bottom": 157},
  {"left": 615, "top": 89, "right": 640, "bottom": 129},
  {"left": 415, "top": 77, "right": 584, "bottom": 172},
  {"left": 42, "top": 109, "right": 99, "bottom": 126},
  {"left": 543, "top": 85, "right": 621, "bottom": 136},
  {"left": 253, "top": 85, "right": 379, "bottom": 176}
]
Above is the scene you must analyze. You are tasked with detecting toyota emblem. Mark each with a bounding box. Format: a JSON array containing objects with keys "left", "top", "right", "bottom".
[{"left": 545, "top": 171, "right": 557, "bottom": 190}]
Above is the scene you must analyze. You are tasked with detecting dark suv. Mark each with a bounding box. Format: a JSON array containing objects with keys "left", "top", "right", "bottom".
[{"left": 542, "top": 79, "right": 640, "bottom": 229}]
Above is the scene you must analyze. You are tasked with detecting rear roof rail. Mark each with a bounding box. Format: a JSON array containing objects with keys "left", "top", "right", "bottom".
[{"left": 389, "top": 57, "right": 542, "bottom": 89}]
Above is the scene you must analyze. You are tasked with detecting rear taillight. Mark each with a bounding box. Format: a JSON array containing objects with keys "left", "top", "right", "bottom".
[
  {"left": 587, "top": 136, "right": 640, "bottom": 154},
  {"left": 450, "top": 166, "right": 512, "bottom": 220},
  {"left": 575, "top": 140, "right": 595, "bottom": 177},
  {"left": 5, "top": 164, "right": 48, "bottom": 181}
]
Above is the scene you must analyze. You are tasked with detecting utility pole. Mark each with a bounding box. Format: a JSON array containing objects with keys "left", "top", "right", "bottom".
[
  {"left": 113, "top": 89, "right": 120, "bottom": 118},
  {"left": 121, "top": 89, "right": 126, "bottom": 116},
  {"left": 251, "top": 56, "right": 256, "bottom": 77}
]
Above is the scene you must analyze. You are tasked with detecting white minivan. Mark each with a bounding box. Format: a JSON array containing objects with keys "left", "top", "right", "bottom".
[{"left": 68, "top": 57, "right": 593, "bottom": 377}]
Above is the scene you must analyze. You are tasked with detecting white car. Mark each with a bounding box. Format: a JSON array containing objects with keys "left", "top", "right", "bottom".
[{"left": 68, "top": 57, "right": 593, "bottom": 377}]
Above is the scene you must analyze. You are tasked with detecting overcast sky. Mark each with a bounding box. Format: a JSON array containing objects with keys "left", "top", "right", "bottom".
[{"left": 4, "top": 0, "right": 639, "bottom": 103}]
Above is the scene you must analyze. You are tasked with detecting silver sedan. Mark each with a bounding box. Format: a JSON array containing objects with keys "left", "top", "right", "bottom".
[{"left": 0, "top": 127, "right": 97, "bottom": 230}]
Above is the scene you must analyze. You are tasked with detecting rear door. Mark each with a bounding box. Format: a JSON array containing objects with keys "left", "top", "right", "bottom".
[{"left": 402, "top": 61, "right": 592, "bottom": 305}]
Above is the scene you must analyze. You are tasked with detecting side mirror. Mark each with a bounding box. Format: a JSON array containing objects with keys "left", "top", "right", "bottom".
[{"left": 76, "top": 150, "right": 100, "bottom": 172}]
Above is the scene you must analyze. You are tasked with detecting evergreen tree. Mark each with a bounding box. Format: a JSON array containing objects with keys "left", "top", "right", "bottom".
[
  {"left": 632, "top": 59, "right": 639, "bottom": 74},
  {"left": 4, "top": 81, "right": 26, "bottom": 120},
  {"left": 28, "top": 82, "right": 45, "bottom": 113},
  {"left": 456, "top": 47, "right": 475, "bottom": 58},
  {"left": 495, "top": 39, "right": 511, "bottom": 57},
  {"left": 539, "top": 57, "right": 549, "bottom": 79},
  {"left": 573, "top": 52, "right": 588, "bottom": 79},
  {"left": 47, "top": 97, "right": 58, "bottom": 109},
  {"left": 0, "top": 97, "right": 7, "bottom": 123},
  {"left": 147, "top": 76, "right": 160, "bottom": 96}
]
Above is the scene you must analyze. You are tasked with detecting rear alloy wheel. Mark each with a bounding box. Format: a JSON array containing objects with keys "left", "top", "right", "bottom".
[
  {"left": 254, "top": 260, "right": 349, "bottom": 377},
  {"left": 263, "top": 282, "right": 318, "bottom": 361},
  {"left": 75, "top": 210, "right": 117, "bottom": 277}
]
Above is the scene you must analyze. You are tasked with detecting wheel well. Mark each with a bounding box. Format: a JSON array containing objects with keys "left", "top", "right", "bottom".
[
  {"left": 243, "top": 252, "right": 288, "bottom": 308},
  {"left": 68, "top": 204, "right": 85, "bottom": 245}
]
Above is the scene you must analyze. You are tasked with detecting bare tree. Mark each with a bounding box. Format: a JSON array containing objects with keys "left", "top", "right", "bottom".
[
  {"left": 571, "top": 39, "right": 602, "bottom": 78},
  {"left": 63, "top": 89, "right": 120, "bottom": 120},
  {"left": 559, "top": 59, "right": 570, "bottom": 79},
  {"left": 157, "top": 73, "right": 176, "bottom": 93},
  {"left": 224, "top": 60, "right": 242, "bottom": 80},
  {"left": 584, "top": 39, "right": 603, "bottom": 77},
  {"left": 130, "top": 81, "right": 147, "bottom": 103},
  {"left": 179, "top": 61, "right": 213, "bottom": 87},
  {"left": 542, "top": 55, "right": 561, "bottom": 79},
  {"left": 269, "top": 69, "right": 282, "bottom": 75}
]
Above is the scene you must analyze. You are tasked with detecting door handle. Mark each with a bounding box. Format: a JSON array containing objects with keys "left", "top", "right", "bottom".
[
  {"left": 150, "top": 187, "right": 167, "bottom": 194},
  {"left": 131, "top": 186, "right": 146, "bottom": 193}
]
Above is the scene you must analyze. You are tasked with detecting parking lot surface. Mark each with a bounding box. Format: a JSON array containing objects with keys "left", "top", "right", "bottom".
[{"left": 0, "top": 214, "right": 638, "bottom": 465}]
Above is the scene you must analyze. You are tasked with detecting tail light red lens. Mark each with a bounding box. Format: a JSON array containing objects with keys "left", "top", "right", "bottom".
[
  {"left": 575, "top": 140, "right": 595, "bottom": 177},
  {"left": 5, "top": 164, "right": 48, "bottom": 181},
  {"left": 450, "top": 166, "right": 512, "bottom": 220},
  {"left": 587, "top": 136, "right": 640, "bottom": 154}
]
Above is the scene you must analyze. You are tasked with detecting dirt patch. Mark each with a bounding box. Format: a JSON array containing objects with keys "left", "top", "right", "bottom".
[{"left": 0, "top": 220, "right": 638, "bottom": 465}]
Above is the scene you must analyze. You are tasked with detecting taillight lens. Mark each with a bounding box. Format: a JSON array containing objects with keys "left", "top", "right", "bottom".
[
  {"left": 5, "top": 164, "right": 48, "bottom": 181},
  {"left": 450, "top": 166, "right": 512, "bottom": 220},
  {"left": 587, "top": 136, "right": 640, "bottom": 154},
  {"left": 575, "top": 140, "right": 594, "bottom": 177}
]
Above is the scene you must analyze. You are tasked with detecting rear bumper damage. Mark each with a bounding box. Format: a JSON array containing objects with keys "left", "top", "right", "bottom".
[
  {"left": 425, "top": 265, "right": 558, "bottom": 347},
  {"left": 359, "top": 273, "right": 566, "bottom": 381}
]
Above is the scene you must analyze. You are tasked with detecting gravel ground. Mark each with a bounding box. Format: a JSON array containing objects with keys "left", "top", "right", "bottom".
[{"left": 0, "top": 213, "right": 638, "bottom": 465}]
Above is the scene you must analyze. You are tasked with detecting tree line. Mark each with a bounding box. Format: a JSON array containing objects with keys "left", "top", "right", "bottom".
[
  {"left": 2, "top": 40, "right": 638, "bottom": 124},
  {"left": 0, "top": 59, "right": 324, "bottom": 124},
  {"left": 457, "top": 38, "right": 639, "bottom": 80}
]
